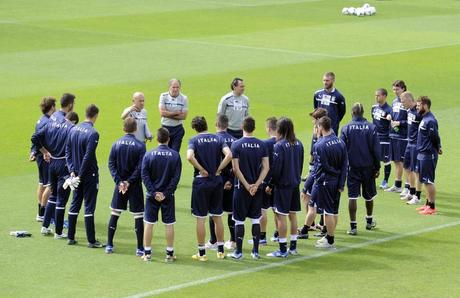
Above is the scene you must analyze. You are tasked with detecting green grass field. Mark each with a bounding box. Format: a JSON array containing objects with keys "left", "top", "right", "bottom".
[{"left": 1, "top": 0, "right": 460, "bottom": 297}]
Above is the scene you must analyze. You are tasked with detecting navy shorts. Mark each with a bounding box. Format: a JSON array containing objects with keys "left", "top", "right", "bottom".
[
  {"left": 163, "top": 124, "right": 185, "bottom": 153},
  {"left": 390, "top": 138, "right": 407, "bottom": 162},
  {"left": 232, "top": 187, "right": 262, "bottom": 221},
  {"left": 110, "top": 182, "right": 144, "bottom": 213},
  {"left": 273, "top": 186, "right": 301, "bottom": 215},
  {"left": 222, "top": 188, "right": 234, "bottom": 213},
  {"left": 144, "top": 195, "right": 175, "bottom": 224},
  {"left": 418, "top": 157, "right": 437, "bottom": 184},
  {"left": 379, "top": 141, "right": 391, "bottom": 163},
  {"left": 69, "top": 173, "right": 99, "bottom": 216},
  {"left": 48, "top": 158, "right": 71, "bottom": 208},
  {"left": 191, "top": 177, "right": 223, "bottom": 217},
  {"left": 36, "top": 154, "right": 50, "bottom": 186},
  {"left": 347, "top": 167, "right": 377, "bottom": 201},
  {"left": 312, "top": 180, "right": 341, "bottom": 216},
  {"left": 262, "top": 191, "right": 273, "bottom": 210},
  {"left": 403, "top": 145, "right": 418, "bottom": 172}
]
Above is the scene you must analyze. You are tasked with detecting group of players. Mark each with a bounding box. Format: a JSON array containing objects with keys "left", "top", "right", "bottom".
[{"left": 29, "top": 73, "right": 442, "bottom": 262}]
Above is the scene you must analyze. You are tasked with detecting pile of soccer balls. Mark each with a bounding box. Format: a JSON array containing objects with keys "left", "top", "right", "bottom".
[{"left": 342, "top": 3, "right": 376, "bottom": 16}]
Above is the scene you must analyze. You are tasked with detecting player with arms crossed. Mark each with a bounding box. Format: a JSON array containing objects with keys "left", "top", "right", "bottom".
[{"left": 158, "top": 79, "right": 188, "bottom": 152}]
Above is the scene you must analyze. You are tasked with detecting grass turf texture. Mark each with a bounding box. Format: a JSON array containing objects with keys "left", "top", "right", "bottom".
[{"left": 1, "top": 0, "right": 460, "bottom": 296}]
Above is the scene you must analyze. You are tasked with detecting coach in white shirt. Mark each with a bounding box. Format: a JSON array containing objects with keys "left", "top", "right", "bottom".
[
  {"left": 121, "top": 92, "right": 153, "bottom": 143},
  {"left": 159, "top": 78, "right": 189, "bottom": 152},
  {"left": 217, "top": 78, "right": 249, "bottom": 139}
]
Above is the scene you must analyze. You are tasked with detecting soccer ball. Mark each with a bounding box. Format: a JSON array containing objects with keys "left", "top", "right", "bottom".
[{"left": 342, "top": 7, "right": 349, "bottom": 15}]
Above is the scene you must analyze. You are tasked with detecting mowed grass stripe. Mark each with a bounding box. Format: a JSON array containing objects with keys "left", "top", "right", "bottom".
[
  {"left": 197, "top": 14, "right": 460, "bottom": 57},
  {"left": 2, "top": 14, "right": 460, "bottom": 100}
]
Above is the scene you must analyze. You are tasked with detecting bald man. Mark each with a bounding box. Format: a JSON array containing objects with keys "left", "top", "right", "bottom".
[
  {"left": 121, "top": 92, "right": 153, "bottom": 143},
  {"left": 159, "top": 79, "right": 189, "bottom": 152}
]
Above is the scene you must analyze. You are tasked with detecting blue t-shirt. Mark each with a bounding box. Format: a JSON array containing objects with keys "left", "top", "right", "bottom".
[
  {"left": 142, "top": 144, "right": 182, "bottom": 197},
  {"left": 263, "top": 136, "right": 277, "bottom": 184},
  {"left": 313, "top": 88, "right": 346, "bottom": 135},
  {"left": 371, "top": 102, "right": 392, "bottom": 142},
  {"left": 407, "top": 106, "right": 422, "bottom": 145},
  {"left": 231, "top": 136, "right": 268, "bottom": 187},
  {"left": 217, "top": 130, "right": 237, "bottom": 183},
  {"left": 389, "top": 97, "right": 408, "bottom": 139},
  {"left": 188, "top": 133, "right": 228, "bottom": 177}
]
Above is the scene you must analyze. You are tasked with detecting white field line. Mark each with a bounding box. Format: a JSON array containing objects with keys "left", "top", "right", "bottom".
[
  {"left": 167, "top": 38, "right": 343, "bottom": 58},
  {"left": 182, "top": 0, "right": 322, "bottom": 7},
  {"left": 126, "top": 220, "right": 460, "bottom": 298}
]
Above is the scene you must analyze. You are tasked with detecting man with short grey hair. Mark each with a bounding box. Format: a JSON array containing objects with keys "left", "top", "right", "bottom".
[
  {"left": 121, "top": 92, "right": 153, "bottom": 143},
  {"left": 159, "top": 78, "right": 188, "bottom": 152},
  {"left": 217, "top": 78, "right": 249, "bottom": 139}
]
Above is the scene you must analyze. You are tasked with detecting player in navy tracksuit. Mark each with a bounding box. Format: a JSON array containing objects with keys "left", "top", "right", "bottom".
[
  {"left": 340, "top": 103, "right": 380, "bottom": 235},
  {"left": 187, "top": 116, "right": 232, "bottom": 261},
  {"left": 415, "top": 96, "right": 442, "bottom": 215},
  {"left": 299, "top": 108, "right": 327, "bottom": 239},
  {"left": 313, "top": 72, "right": 346, "bottom": 135},
  {"left": 311, "top": 116, "right": 348, "bottom": 248},
  {"left": 206, "top": 115, "right": 237, "bottom": 251},
  {"left": 30, "top": 97, "right": 56, "bottom": 222},
  {"left": 105, "top": 118, "right": 147, "bottom": 255},
  {"left": 142, "top": 127, "right": 182, "bottom": 262},
  {"left": 371, "top": 88, "right": 393, "bottom": 189},
  {"left": 386, "top": 80, "right": 409, "bottom": 194},
  {"left": 260, "top": 117, "right": 278, "bottom": 243},
  {"left": 267, "top": 118, "right": 304, "bottom": 258},
  {"left": 227, "top": 117, "right": 269, "bottom": 260},
  {"left": 31, "top": 93, "right": 76, "bottom": 238},
  {"left": 66, "top": 104, "right": 102, "bottom": 248},
  {"left": 400, "top": 92, "right": 423, "bottom": 204}
]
